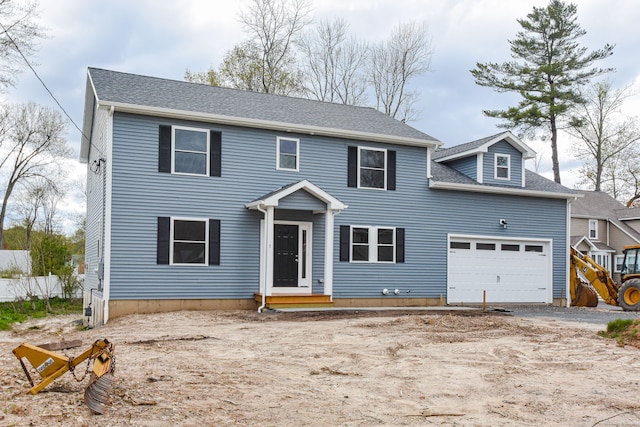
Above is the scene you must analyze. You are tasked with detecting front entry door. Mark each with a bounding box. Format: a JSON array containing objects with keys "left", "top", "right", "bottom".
[
  {"left": 274, "top": 224, "right": 298, "bottom": 287},
  {"left": 272, "top": 221, "right": 312, "bottom": 291}
]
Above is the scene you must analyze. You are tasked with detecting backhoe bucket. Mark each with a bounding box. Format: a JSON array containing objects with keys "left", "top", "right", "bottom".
[{"left": 571, "top": 282, "right": 599, "bottom": 307}]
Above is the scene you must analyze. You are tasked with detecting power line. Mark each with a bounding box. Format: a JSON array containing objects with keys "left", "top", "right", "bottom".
[{"left": 0, "top": 20, "right": 105, "bottom": 159}]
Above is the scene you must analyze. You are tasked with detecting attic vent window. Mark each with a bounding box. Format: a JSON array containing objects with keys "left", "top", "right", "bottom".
[{"left": 495, "top": 154, "right": 510, "bottom": 180}]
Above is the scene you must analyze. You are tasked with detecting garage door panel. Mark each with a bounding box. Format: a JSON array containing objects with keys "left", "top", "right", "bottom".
[{"left": 448, "top": 237, "right": 551, "bottom": 304}]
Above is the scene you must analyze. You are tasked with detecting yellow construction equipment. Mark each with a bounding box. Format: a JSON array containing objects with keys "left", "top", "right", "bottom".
[
  {"left": 570, "top": 245, "right": 640, "bottom": 311},
  {"left": 12, "top": 338, "right": 116, "bottom": 414}
]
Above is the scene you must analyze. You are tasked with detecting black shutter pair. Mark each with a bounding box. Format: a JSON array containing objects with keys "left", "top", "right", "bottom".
[
  {"left": 157, "top": 217, "right": 221, "bottom": 265},
  {"left": 347, "top": 146, "right": 396, "bottom": 190},
  {"left": 158, "top": 125, "right": 222, "bottom": 176},
  {"left": 339, "top": 225, "right": 405, "bottom": 262}
]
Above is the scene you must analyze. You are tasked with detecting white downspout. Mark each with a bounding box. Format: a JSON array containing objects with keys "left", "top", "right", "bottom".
[{"left": 256, "top": 205, "right": 268, "bottom": 312}]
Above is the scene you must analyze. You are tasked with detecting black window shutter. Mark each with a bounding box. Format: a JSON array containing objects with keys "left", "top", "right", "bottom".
[
  {"left": 210, "top": 131, "right": 222, "bottom": 177},
  {"left": 396, "top": 227, "right": 405, "bottom": 263},
  {"left": 158, "top": 125, "right": 172, "bottom": 173},
  {"left": 339, "top": 225, "right": 350, "bottom": 261},
  {"left": 157, "top": 217, "right": 170, "bottom": 264},
  {"left": 347, "top": 146, "right": 357, "bottom": 187},
  {"left": 387, "top": 150, "right": 396, "bottom": 190},
  {"left": 209, "top": 219, "right": 221, "bottom": 265}
]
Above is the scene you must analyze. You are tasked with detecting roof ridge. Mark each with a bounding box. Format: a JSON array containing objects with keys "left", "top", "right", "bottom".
[{"left": 88, "top": 67, "right": 385, "bottom": 115}]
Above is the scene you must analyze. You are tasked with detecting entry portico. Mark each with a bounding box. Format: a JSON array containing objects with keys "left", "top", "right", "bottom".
[{"left": 245, "top": 180, "right": 347, "bottom": 299}]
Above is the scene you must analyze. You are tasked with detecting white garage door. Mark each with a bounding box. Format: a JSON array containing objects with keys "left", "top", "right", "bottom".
[{"left": 447, "top": 236, "right": 552, "bottom": 304}]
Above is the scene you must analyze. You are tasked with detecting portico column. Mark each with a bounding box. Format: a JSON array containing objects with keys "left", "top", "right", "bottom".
[
  {"left": 265, "top": 206, "right": 275, "bottom": 296},
  {"left": 324, "top": 209, "right": 335, "bottom": 299}
]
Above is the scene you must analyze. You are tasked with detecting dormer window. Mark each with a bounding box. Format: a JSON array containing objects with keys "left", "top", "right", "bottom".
[{"left": 495, "top": 154, "right": 510, "bottom": 180}]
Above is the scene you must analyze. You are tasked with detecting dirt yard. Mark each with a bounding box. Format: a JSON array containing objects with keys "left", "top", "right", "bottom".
[{"left": 1, "top": 308, "right": 640, "bottom": 426}]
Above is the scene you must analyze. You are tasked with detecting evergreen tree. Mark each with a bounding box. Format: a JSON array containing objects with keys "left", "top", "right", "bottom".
[{"left": 470, "top": 0, "right": 614, "bottom": 184}]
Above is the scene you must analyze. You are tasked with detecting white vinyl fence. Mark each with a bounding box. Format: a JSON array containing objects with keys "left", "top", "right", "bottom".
[{"left": 0, "top": 274, "right": 84, "bottom": 302}]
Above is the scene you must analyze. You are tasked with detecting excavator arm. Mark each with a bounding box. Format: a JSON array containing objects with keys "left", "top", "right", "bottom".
[{"left": 570, "top": 247, "right": 620, "bottom": 307}]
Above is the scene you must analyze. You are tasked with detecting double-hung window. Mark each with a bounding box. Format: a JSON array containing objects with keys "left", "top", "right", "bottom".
[
  {"left": 588, "top": 219, "right": 598, "bottom": 239},
  {"left": 159, "top": 125, "right": 221, "bottom": 177},
  {"left": 173, "top": 126, "right": 210, "bottom": 176},
  {"left": 171, "top": 218, "right": 209, "bottom": 265},
  {"left": 358, "top": 147, "right": 387, "bottom": 189},
  {"left": 351, "top": 226, "right": 396, "bottom": 263},
  {"left": 495, "top": 153, "right": 510, "bottom": 180},
  {"left": 277, "top": 137, "right": 299, "bottom": 171}
]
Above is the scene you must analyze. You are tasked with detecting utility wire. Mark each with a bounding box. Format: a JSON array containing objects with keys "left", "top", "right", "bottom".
[{"left": 0, "top": 20, "right": 105, "bottom": 159}]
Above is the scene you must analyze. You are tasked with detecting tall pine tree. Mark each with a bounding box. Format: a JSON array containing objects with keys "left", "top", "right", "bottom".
[{"left": 470, "top": 0, "right": 614, "bottom": 184}]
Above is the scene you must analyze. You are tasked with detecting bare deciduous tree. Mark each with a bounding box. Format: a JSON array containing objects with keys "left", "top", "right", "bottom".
[
  {"left": 297, "top": 18, "right": 368, "bottom": 105},
  {"left": 568, "top": 80, "right": 640, "bottom": 194},
  {"left": 369, "top": 21, "right": 432, "bottom": 122},
  {"left": 238, "top": 0, "right": 311, "bottom": 95},
  {"left": 0, "top": 102, "right": 70, "bottom": 248},
  {"left": 0, "top": 0, "right": 44, "bottom": 91}
]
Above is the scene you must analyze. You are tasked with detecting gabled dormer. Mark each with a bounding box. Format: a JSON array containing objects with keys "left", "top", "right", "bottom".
[{"left": 432, "top": 131, "right": 535, "bottom": 188}]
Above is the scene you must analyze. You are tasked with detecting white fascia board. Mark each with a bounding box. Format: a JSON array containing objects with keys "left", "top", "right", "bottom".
[
  {"left": 246, "top": 180, "right": 348, "bottom": 211},
  {"left": 572, "top": 236, "right": 598, "bottom": 251},
  {"left": 609, "top": 220, "right": 640, "bottom": 244},
  {"left": 435, "top": 131, "right": 536, "bottom": 163},
  {"left": 80, "top": 72, "right": 100, "bottom": 163},
  {"left": 99, "top": 101, "right": 442, "bottom": 149},
  {"left": 429, "top": 179, "right": 579, "bottom": 200}
]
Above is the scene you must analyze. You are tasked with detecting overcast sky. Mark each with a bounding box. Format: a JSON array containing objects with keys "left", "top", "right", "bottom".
[{"left": 2, "top": 0, "right": 639, "bottom": 229}]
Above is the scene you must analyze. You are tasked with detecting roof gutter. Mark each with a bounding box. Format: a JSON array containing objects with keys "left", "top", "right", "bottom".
[
  {"left": 429, "top": 179, "right": 581, "bottom": 200},
  {"left": 94, "top": 100, "right": 442, "bottom": 149}
]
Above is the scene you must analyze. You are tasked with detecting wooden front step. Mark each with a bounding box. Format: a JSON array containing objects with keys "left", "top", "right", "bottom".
[{"left": 254, "top": 293, "right": 334, "bottom": 309}]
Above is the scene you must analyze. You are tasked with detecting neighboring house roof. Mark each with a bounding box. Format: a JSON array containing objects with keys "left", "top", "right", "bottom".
[
  {"left": 81, "top": 68, "right": 440, "bottom": 162},
  {"left": 571, "top": 190, "right": 640, "bottom": 244},
  {"left": 615, "top": 206, "right": 640, "bottom": 221},
  {"left": 570, "top": 236, "right": 615, "bottom": 252},
  {"left": 432, "top": 131, "right": 536, "bottom": 162},
  {"left": 429, "top": 161, "right": 577, "bottom": 199}
]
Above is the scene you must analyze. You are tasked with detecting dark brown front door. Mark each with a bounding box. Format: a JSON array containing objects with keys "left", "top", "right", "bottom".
[{"left": 274, "top": 224, "right": 298, "bottom": 287}]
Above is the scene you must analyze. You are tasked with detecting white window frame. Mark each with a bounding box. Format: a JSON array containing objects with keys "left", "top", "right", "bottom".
[
  {"left": 614, "top": 254, "right": 625, "bottom": 273},
  {"left": 588, "top": 219, "right": 598, "bottom": 239},
  {"left": 170, "top": 217, "right": 209, "bottom": 266},
  {"left": 591, "top": 251, "right": 610, "bottom": 272},
  {"left": 350, "top": 225, "right": 396, "bottom": 263},
  {"left": 276, "top": 137, "right": 299, "bottom": 171},
  {"left": 358, "top": 146, "right": 387, "bottom": 190},
  {"left": 494, "top": 153, "right": 510, "bottom": 180},
  {"left": 172, "top": 125, "right": 210, "bottom": 176}
]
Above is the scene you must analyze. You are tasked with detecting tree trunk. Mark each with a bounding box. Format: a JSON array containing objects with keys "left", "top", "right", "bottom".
[{"left": 550, "top": 116, "right": 561, "bottom": 184}]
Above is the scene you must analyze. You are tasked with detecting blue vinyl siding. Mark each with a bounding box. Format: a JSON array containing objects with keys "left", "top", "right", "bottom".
[
  {"left": 102, "top": 112, "right": 567, "bottom": 301},
  {"left": 444, "top": 156, "right": 477, "bottom": 181},
  {"left": 483, "top": 140, "right": 523, "bottom": 187},
  {"left": 84, "top": 107, "right": 110, "bottom": 295}
]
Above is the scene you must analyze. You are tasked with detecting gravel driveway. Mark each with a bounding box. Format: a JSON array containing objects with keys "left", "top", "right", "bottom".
[{"left": 499, "top": 302, "right": 640, "bottom": 326}]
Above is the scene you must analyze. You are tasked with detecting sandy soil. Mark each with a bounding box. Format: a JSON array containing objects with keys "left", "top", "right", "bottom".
[{"left": 1, "top": 309, "right": 640, "bottom": 427}]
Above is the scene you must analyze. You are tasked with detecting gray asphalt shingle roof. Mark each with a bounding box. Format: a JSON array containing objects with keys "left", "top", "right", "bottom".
[
  {"left": 572, "top": 191, "right": 640, "bottom": 242},
  {"left": 432, "top": 132, "right": 504, "bottom": 160},
  {"left": 87, "top": 67, "right": 439, "bottom": 143},
  {"left": 430, "top": 161, "right": 576, "bottom": 195}
]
